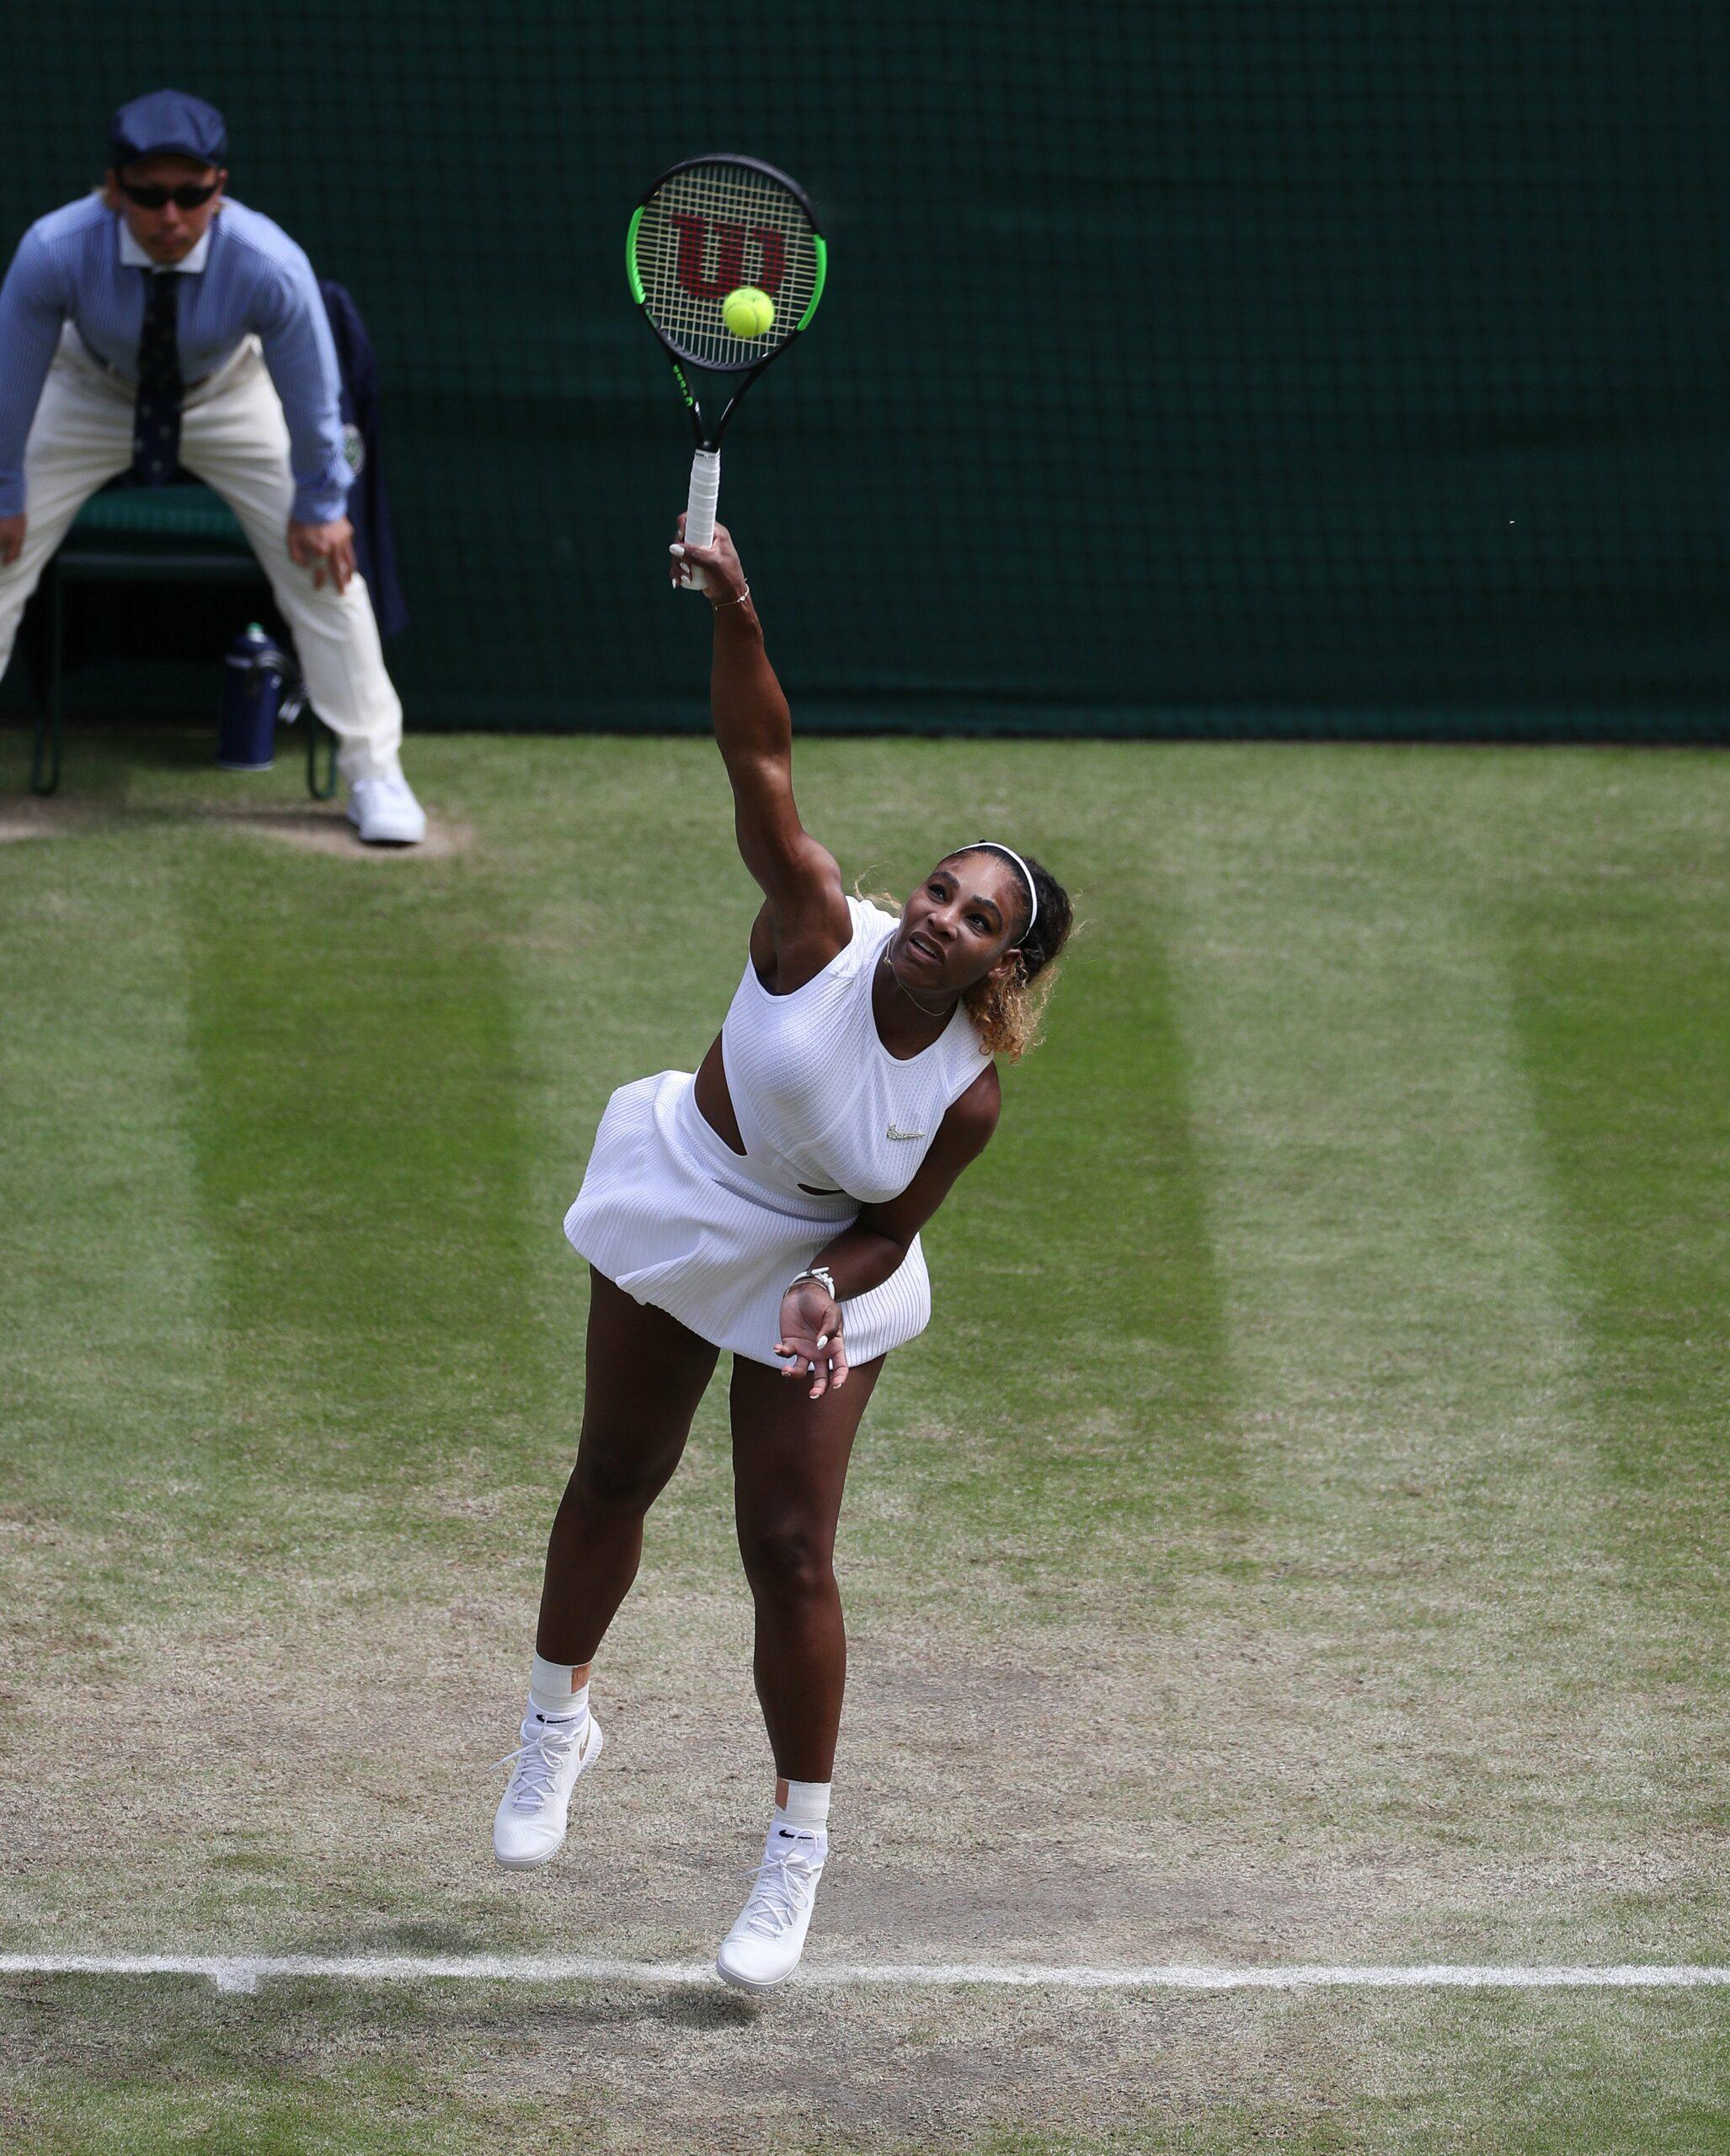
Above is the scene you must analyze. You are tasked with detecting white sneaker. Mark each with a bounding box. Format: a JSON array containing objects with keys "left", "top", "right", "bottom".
[
  {"left": 346, "top": 769, "right": 427, "bottom": 845},
  {"left": 715, "top": 1823, "right": 827, "bottom": 1993},
  {"left": 492, "top": 1707, "right": 604, "bottom": 1870}
]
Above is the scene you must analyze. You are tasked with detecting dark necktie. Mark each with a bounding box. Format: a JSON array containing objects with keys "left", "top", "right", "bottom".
[{"left": 132, "top": 270, "right": 184, "bottom": 484}]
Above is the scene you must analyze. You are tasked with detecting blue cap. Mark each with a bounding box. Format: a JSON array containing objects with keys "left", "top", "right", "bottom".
[{"left": 107, "top": 89, "right": 228, "bottom": 172}]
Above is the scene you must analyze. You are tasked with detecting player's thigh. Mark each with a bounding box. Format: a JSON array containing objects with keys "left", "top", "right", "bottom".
[
  {"left": 729, "top": 1352, "right": 885, "bottom": 1561},
  {"left": 0, "top": 388, "right": 129, "bottom": 653},
  {"left": 15, "top": 368, "right": 131, "bottom": 536},
  {"left": 571, "top": 1267, "right": 720, "bottom": 1505},
  {"left": 177, "top": 361, "right": 296, "bottom": 546}
]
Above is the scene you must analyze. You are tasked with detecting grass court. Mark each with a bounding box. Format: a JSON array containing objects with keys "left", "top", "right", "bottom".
[{"left": 2, "top": 726, "right": 1727, "bottom": 2152}]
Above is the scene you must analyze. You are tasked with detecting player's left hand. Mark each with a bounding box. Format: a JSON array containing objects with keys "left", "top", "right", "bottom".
[
  {"left": 775, "top": 1281, "right": 848, "bottom": 1400},
  {"left": 288, "top": 515, "right": 357, "bottom": 595}
]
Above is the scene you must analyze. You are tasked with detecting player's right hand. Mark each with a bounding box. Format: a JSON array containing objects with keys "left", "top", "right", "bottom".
[
  {"left": 670, "top": 512, "right": 747, "bottom": 605},
  {"left": 287, "top": 515, "right": 355, "bottom": 595},
  {"left": 0, "top": 513, "right": 25, "bottom": 567},
  {"left": 774, "top": 1280, "right": 848, "bottom": 1401}
]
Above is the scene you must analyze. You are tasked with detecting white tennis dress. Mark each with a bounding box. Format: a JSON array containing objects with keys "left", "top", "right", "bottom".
[{"left": 564, "top": 898, "right": 989, "bottom": 1366}]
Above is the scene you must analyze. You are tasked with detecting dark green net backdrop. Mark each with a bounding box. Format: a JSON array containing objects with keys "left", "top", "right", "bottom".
[{"left": 4, "top": 1, "right": 1729, "bottom": 740}]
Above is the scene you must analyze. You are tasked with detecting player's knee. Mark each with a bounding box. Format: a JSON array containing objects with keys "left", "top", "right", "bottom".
[
  {"left": 296, "top": 579, "right": 363, "bottom": 622},
  {"left": 738, "top": 1517, "right": 832, "bottom": 1604},
  {"left": 567, "top": 1433, "right": 672, "bottom": 1518}
]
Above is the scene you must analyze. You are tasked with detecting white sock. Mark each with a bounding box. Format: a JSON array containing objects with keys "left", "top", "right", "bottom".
[
  {"left": 528, "top": 1653, "right": 590, "bottom": 1725},
  {"left": 772, "top": 1779, "right": 830, "bottom": 1849}
]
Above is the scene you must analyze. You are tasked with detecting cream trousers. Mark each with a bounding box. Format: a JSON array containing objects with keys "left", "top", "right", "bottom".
[{"left": 0, "top": 328, "right": 403, "bottom": 782}]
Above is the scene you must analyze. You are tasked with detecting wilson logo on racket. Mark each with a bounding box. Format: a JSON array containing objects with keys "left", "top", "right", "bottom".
[{"left": 668, "top": 214, "right": 788, "bottom": 301}]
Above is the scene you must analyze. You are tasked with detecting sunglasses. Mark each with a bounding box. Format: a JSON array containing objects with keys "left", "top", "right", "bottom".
[{"left": 116, "top": 177, "right": 220, "bottom": 211}]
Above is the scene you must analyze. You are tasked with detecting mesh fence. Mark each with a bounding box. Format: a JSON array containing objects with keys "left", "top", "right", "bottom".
[{"left": 3, "top": 1, "right": 1729, "bottom": 740}]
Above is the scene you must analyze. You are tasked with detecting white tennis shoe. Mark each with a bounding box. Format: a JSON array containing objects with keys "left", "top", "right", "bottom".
[
  {"left": 715, "top": 1823, "right": 827, "bottom": 1993},
  {"left": 492, "top": 1707, "right": 604, "bottom": 1869},
  {"left": 346, "top": 769, "right": 427, "bottom": 846}
]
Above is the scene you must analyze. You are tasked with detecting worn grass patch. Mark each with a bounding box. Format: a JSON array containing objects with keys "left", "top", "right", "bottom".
[{"left": 4, "top": 1977, "right": 1729, "bottom": 2154}]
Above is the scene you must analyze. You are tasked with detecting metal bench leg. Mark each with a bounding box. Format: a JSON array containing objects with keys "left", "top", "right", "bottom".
[
  {"left": 30, "top": 570, "right": 65, "bottom": 795},
  {"left": 307, "top": 713, "right": 338, "bottom": 801}
]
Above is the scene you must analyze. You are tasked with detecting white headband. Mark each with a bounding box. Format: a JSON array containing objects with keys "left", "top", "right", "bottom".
[{"left": 961, "top": 840, "right": 1039, "bottom": 941}]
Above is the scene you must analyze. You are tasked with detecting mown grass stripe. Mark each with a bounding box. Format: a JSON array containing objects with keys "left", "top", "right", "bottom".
[
  {"left": 0, "top": 808, "right": 224, "bottom": 1601},
  {"left": 1494, "top": 755, "right": 1730, "bottom": 1588},
  {"left": 1152, "top": 750, "right": 1637, "bottom": 1854},
  {"left": 175, "top": 827, "right": 552, "bottom": 1474}
]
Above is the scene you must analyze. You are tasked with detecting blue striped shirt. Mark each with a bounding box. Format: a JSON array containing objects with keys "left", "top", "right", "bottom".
[{"left": 0, "top": 193, "right": 350, "bottom": 524}]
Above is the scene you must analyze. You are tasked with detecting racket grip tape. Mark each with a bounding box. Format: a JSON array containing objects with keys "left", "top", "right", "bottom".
[{"left": 678, "top": 448, "right": 720, "bottom": 593}]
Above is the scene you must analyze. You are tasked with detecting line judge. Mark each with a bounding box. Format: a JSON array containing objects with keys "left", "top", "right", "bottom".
[{"left": 0, "top": 88, "right": 424, "bottom": 844}]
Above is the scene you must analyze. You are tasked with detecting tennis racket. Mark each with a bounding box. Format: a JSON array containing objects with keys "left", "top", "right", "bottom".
[{"left": 627, "top": 154, "right": 826, "bottom": 592}]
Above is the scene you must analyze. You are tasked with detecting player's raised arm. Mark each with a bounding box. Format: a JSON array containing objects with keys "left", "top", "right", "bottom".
[{"left": 672, "top": 515, "right": 848, "bottom": 957}]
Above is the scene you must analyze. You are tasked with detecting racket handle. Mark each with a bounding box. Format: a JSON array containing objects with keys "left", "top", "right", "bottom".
[{"left": 678, "top": 447, "right": 720, "bottom": 593}]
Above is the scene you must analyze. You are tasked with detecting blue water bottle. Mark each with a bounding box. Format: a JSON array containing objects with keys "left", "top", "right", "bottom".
[{"left": 217, "top": 623, "right": 302, "bottom": 771}]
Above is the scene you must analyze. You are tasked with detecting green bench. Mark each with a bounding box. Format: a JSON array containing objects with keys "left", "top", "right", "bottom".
[{"left": 30, "top": 480, "right": 337, "bottom": 799}]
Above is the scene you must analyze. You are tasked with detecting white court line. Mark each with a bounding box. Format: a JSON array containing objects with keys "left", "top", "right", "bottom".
[{"left": 2, "top": 1954, "right": 1727, "bottom": 1997}]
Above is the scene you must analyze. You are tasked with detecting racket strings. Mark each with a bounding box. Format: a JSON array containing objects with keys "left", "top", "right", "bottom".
[{"left": 637, "top": 162, "right": 820, "bottom": 369}]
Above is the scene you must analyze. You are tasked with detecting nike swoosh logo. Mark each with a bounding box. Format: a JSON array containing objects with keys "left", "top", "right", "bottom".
[{"left": 886, "top": 1124, "right": 926, "bottom": 1141}]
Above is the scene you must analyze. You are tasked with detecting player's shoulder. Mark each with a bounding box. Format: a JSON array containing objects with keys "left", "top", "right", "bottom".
[
  {"left": 19, "top": 193, "right": 111, "bottom": 259},
  {"left": 940, "top": 1059, "right": 1002, "bottom": 1149},
  {"left": 838, "top": 891, "right": 901, "bottom": 969},
  {"left": 211, "top": 199, "right": 315, "bottom": 284},
  {"left": 848, "top": 891, "right": 900, "bottom": 937}
]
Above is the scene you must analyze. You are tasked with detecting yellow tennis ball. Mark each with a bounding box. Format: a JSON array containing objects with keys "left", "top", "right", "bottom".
[{"left": 722, "top": 286, "right": 775, "bottom": 339}]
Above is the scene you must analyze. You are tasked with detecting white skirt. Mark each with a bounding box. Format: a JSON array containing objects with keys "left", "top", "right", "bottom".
[{"left": 563, "top": 1069, "right": 933, "bottom": 1368}]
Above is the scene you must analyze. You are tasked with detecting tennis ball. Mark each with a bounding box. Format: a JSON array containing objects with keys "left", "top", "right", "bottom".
[{"left": 722, "top": 286, "right": 775, "bottom": 339}]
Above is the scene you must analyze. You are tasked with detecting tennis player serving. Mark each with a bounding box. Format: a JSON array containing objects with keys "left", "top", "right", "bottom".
[{"left": 493, "top": 519, "right": 1072, "bottom": 1993}]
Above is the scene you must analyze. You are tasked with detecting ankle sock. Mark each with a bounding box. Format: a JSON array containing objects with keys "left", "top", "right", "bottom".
[{"left": 529, "top": 1653, "right": 590, "bottom": 1724}]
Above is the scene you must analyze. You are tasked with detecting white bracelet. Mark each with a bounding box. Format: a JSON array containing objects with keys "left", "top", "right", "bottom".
[
  {"left": 710, "top": 582, "right": 751, "bottom": 610},
  {"left": 788, "top": 1265, "right": 836, "bottom": 1299}
]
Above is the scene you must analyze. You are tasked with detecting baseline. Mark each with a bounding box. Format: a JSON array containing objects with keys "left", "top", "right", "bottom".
[{"left": 3, "top": 1954, "right": 1727, "bottom": 1997}]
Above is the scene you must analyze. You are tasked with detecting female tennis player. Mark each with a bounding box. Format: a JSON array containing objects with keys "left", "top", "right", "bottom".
[{"left": 493, "top": 516, "right": 1072, "bottom": 1993}]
